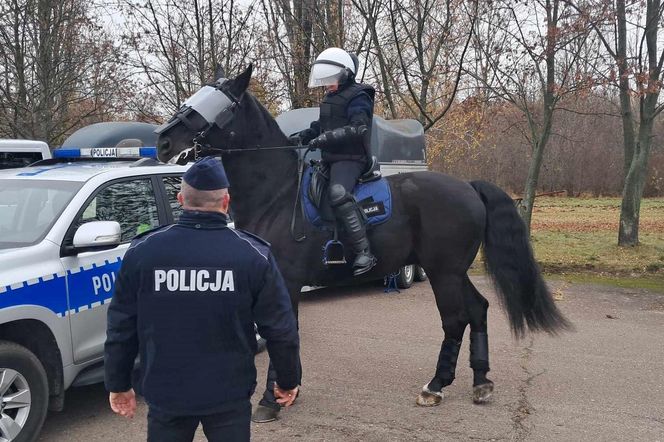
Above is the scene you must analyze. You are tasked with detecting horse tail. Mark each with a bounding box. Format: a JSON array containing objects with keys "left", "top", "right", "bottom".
[{"left": 470, "top": 180, "right": 572, "bottom": 337}]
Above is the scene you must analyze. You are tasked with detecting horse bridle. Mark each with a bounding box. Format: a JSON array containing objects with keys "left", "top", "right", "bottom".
[
  {"left": 156, "top": 81, "right": 311, "bottom": 241},
  {"left": 155, "top": 78, "right": 242, "bottom": 163},
  {"left": 156, "top": 79, "right": 308, "bottom": 165}
]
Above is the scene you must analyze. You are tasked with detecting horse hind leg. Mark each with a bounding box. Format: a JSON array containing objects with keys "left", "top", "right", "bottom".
[
  {"left": 416, "top": 273, "right": 468, "bottom": 407},
  {"left": 464, "top": 275, "right": 494, "bottom": 404}
]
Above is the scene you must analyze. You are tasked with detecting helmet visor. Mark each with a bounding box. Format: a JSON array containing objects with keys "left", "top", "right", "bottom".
[{"left": 308, "top": 63, "right": 345, "bottom": 88}]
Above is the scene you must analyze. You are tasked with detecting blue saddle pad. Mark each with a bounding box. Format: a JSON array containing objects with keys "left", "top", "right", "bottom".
[{"left": 301, "top": 166, "right": 392, "bottom": 229}]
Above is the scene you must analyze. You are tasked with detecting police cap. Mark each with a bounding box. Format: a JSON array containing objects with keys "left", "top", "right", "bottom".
[{"left": 183, "top": 156, "right": 230, "bottom": 190}]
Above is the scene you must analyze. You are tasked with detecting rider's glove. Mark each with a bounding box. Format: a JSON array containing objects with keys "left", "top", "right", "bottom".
[
  {"left": 308, "top": 125, "right": 368, "bottom": 151},
  {"left": 308, "top": 133, "right": 327, "bottom": 150}
]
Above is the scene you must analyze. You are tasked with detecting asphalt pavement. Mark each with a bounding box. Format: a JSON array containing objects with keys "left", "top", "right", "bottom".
[{"left": 39, "top": 276, "right": 664, "bottom": 441}]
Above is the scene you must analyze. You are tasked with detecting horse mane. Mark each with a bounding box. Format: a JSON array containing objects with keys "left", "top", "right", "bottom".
[{"left": 241, "top": 91, "right": 294, "bottom": 155}]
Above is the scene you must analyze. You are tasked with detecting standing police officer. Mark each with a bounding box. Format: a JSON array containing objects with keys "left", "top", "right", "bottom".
[
  {"left": 104, "top": 156, "right": 300, "bottom": 441},
  {"left": 297, "top": 47, "right": 377, "bottom": 276}
]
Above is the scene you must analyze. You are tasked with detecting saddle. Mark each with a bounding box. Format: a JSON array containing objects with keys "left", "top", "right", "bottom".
[
  {"left": 308, "top": 156, "right": 381, "bottom": 211},
  {"left": 301, "top": 157, "right": 391, "bottom": 229}
]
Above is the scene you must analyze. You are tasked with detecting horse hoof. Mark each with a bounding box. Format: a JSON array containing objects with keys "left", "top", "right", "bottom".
[
  {"left": 473, "top": 381, "right": 494, "bottom": 404},
  {"left": 416, "top": 384, "right": 444, "bottom": 407},
  {"left": 252, "top": 405, "right": 280, "bottom": 423}
]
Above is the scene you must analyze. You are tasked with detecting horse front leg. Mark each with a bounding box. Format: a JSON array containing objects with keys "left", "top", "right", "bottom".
[
  {"left": 417, "top": 273, "right": 468, "bottom": 406},
  {"left": 252, "top": 281, "right": 302, "bottom": 423}
]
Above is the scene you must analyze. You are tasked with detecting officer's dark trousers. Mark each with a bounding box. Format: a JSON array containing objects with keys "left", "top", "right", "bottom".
[
  {"left": 328, "top": 159, "right": 366, "bottom": 194},
  {"left": 147, "top": 401, "right": 250, "bottom": 442}
]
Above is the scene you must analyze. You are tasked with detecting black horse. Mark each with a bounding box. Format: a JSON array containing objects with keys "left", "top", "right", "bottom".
[{"left": 156, "top": 65, "right": 570, "bottom": 421}]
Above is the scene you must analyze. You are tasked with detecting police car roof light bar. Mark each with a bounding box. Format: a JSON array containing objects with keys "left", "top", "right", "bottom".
[{"left": 52, "top": 147, "right": 158, "bottom": 159}]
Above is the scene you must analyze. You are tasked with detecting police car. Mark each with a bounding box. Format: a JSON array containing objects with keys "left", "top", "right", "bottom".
[{"left": 0, "top": 146, "right": 198, "bottom": 441}]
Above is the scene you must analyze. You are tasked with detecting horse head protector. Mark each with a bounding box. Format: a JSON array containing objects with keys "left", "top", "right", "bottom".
[{"left": 154, "top": 79, "right": 239, "bottom": 139}]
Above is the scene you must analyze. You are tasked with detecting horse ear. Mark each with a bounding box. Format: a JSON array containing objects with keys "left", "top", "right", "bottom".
[
  {"left": 233, "top": 63, "right": 253, "bottom": 94},
  {"left": 214, "top": 65, "right": 225, "bottom": 82}
]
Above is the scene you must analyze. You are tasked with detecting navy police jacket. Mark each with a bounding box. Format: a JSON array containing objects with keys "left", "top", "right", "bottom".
[{"left": 104, "top": 210, "right": 300, "bottom": 415}]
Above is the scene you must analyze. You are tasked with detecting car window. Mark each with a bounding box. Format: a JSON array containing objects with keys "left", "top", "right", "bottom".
[
  {"left": 0, "top": 152, "right": 43, "bottom": 169},
  {"left": 160, "top": 175, "right": 235, "bottom": 223},
  {"left": 74, "top": 178, "right": 159, "bottom": 243},
  {"left": 0, "top": 179, "right": 82, "bottom": 249},
  {"left": 162, "top": 176, "right": 183, "bottom": 221}
]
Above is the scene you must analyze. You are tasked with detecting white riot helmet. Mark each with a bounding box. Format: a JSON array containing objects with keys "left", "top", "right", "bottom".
[{"left": 308, "top": 47, "right": 357, "bottom": 88}]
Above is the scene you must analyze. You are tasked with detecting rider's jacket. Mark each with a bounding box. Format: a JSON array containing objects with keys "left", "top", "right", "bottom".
[
  {"left": 104, "top": 210, "right": 300, "bottom": 415},
  {"left": 301, "top": 81, "right": 375, "bottom": 162}
]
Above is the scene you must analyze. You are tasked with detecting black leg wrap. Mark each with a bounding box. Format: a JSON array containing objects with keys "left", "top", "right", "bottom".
[
  {"left": 470, "top": 332, "right": 490, "bottom": 372},
  {"left": 433, "top": 338, "right": 462, "bottom": 387}
]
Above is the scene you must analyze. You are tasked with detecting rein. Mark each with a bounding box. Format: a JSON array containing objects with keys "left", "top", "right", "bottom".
[
  {"left": 170, "top": 139, "right": 310, "bottom": 164},
  {"left": 171, "top": 137, "right": 312, "bottom": 243}
]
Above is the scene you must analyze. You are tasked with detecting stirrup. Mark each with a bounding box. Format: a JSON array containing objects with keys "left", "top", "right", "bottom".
[
  {"left": 322, "top": 227, "right": 346, "bottom": 265},
  {"left": 323, "top": 240, "right": 346, "bottom": 265}
]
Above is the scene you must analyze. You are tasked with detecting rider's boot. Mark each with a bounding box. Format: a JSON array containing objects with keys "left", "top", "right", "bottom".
[{"left": 329, "top": 184, "right": 377, "bottom": 276}]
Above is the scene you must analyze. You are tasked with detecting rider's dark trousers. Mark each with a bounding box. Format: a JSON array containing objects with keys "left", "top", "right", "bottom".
[
  {"left": 329, "top": 159, "right": 366, "bottom": 194},
  {"left": 147, "top": 400, "right": 250, "bottom": 442}
]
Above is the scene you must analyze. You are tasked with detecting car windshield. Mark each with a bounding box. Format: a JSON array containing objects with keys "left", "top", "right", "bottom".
[{"left": 0, "top": 179, "right": 82, "bottom": 249}]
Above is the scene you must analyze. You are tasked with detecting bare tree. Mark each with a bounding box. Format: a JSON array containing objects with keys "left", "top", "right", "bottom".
[
  {"left": 385, "top": 0, "right": 475, "bottom": 128},
  {"left": 349, "top": 0, "right": 399, "bottom": 117},
  {"left": 119, "top": 0, "right": 259, "bottom": 113},
  {"left": 0, "top": 0, "right": 130, "bottom": 144},
  {"left": 614, "top": 0, "right": 664, "bottom": 245},
  {"left": 258, "top": 0, "right": 319, "bottom": 108},
  {"left": 565, "top": 0, "right": 664, "bottom": 244},
  {"left": 467, "top": 0, "right": 593, "bottom": 230},
  {"left": 574, "top": 0, "right": 664, "bottom": 246}
]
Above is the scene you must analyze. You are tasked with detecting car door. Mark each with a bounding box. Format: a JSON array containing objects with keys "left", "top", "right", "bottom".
[
  {"left": 159, "top": 174, "right": 236, "bottom": 226},
  {"left": 61, "top": 176, "right": 163, "bottom": 363},
  {"left": 159, "top": 174, "right": 185, "bottom": 222}
]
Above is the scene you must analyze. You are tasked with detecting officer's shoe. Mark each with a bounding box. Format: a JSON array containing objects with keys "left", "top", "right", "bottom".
[
  {"left": 252, "top": 404, "right": 280, "bottom": 423},
  {"left": 353, "top": 249, "right": 377, "bottom": 276}
]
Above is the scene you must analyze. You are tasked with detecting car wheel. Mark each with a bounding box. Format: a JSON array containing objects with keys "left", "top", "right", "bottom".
[
  {"left": 414, "top": 266, "right": 428, "bottom": 282},
  {"left": 396, "top": 265, "right": 414, "bottom": 289},
  {"left": 0, "top": 341, "right": 49, "bottom": 442}
]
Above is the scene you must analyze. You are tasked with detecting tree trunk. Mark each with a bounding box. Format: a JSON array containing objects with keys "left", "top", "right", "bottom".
[
  {"left": 208, "top": 0, "right": 216, "bottom": 73},
  {"left": 618, "top": 0, "right": 661, "bottom": 246},
  {"left": 371, "top": 24, "right": 397, "bottom": 118},
  {"left": 619, "top": 121, "right": 653, "bottom": 246},
  {"left": 36, "top": 0, "right": 54, "bottom": 142},
  {"left": 518, "top": 133, "right": 551, "bottom": 231},
  {"left": 518, "top": 0, "right": 558, "bottom": 233},
  {"left": 12, "top": 0, "right": 29, "bottom": 138},
  {"left": 291, "top": 0, "right": 314, "bottom": 108},
  {"left": 616, "top": 0, "right": 636, "bottom": 180}
]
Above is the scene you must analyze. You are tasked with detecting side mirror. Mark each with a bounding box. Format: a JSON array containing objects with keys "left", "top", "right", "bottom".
[{"left": 72, "top": 221, "right": 122, "bottom": 253}]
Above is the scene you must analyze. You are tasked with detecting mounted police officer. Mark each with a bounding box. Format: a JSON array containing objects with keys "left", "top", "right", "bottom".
[
  {"left": 297, "top": 47, "right": 377, "bottom": 276},
  {"left": 104, "top": 157, "right": 300, "bottom": 442}
]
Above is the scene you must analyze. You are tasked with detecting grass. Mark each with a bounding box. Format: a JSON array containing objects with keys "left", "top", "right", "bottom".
[
  {"left": 474, "top": 197, "right": 664, "bottom": 293},
  {"left": 547, "top": 273, "right": 664, "bottom": 293},
  {"left": 530, "top": 231, "right": 664, "bottom": 273},
  {"left": 529, "top": 197, "right": 664, "bottom": 292}
]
